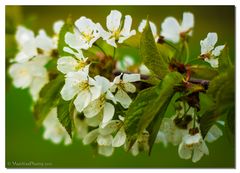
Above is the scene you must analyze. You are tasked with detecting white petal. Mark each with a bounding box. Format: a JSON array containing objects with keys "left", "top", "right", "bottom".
[
  {"left": 178, "top": 142, "right": 192, "bottom": 160},
  {"left": 65, "top": 32, "right": 85, "bottom": 50},
  {"left": 94, "top": 75, "right": 111, "bottom": 93},
  {"left": 205, "top": 58, "right": 219, "bottom": 68},
  {"left": 53, "top": 20, "right": 64, "bottom": 34},
  {"left": 63, "top": 47, "right": 85, "bottom": 60},
  {"left": 90, "top": 85, "right": 102, "bottom": 101},
  {"left": 161, "top": 17, "right": 180, "bottom": 43},
  {"left": 139, "top": 64, "right": 150, "bottom": 75},
  {"left": 60, "top": 82, "right": 79, "bottom": 101},
  {"left": 106, "top": 90, "right": 117, "bottom": 104},
  {"left": 200, "top": 32, "right": 218, "bottom": 54},
  {"left": 123, "top": 83, "right": 136, "bottom": 93},
  {"left": 181, "top": 12, "right": 194, "bottom": 33},
  {"left": 74, "top": 90, "right": 91, "bottom": 112},
  {"left": 107, "top": 10, "right": 122, "bottom": 32},
  {"left": 138, "top": 20, "right": 157, "bottom": 38},
  {"left": 192, "top": 141, "right": 209, "bottom": 163},
  {"left": 30, "top": 76, "right": 48, "bottom": 101},
  {"left": 106, "top": 38, "right": 117, "bottom": 47},
  {"left": 83, "top": 129, "right": 99, "bottom": 145},
  {"left": 83, "top": 97, "right": 103, "bottom": 118},
  {"left": 9, "top": 63, "right": 32, "bottom": 89},
  {"left": 102, "top": 102, "right": 115, "bottom": 124},
  {"left": 184, "top": 133, "right": 201, "bottom": 145},
  {"left": 131, "top": 142, "right": 139, "bottom": 156},
  {"left": 119, "top": 15, "right": 136, "bottom": 42},
  {"left": 212, "top": 45, "right": 225, "bottom": 57},
  {"left": 123, "top": 73, "right": 141, "bottom": 83},
  {"left": 57, "top": 56, "right": 78, "bottom": 74},
  {"left": 96, "top": 23, "right": 111, "bottom": 40},
  {"left": 16, "top": 26, "right": 35, "bottom": 45},
  {"left": 99, "top": 120, "right": 122, "bottom": 135},
  {"left": 205, "top": 125, "right": 223, "bottom": 143},
  {"left": 98, "top": 145, "right": 114, "bottom": 157},
  {"left": 36, "top": 30, "right": 54, "bottom": 52},
  {"left": 97, "top": 134, "right": 113, "bottom": 146},
  {"left": 85, "top": 112, "right": 103, "bottom": 127},
  {"left": 115, "top": 89, "right": 132, "bottom": 109},
  {"left": 15, "top": 51, "right": 33, "bottom": 63},
  {"left": 112, "top": 127, "right": 126, "bottom": 147}
]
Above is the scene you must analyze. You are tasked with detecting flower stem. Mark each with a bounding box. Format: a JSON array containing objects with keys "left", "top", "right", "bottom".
[
  {"left": 184, "top": 41, "right": 190, "bottom": 64},
  {"left": 113, "top": 47, "right": 116, "bottom": 59}
]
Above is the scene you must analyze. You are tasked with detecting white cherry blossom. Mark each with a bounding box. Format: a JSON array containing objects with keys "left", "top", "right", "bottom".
[
  {"left": 43, "top": 108, "right": 72, "bottom": 145},
  {"left": 161, "top": 12, "right": 194, "bottom": 43},
  {"left": 60, "top": 69, "right": 101, "bottom": 113},
  {"left": 200, "top": 32, "right": 225, "bottom": 68},
  {"left": 9, "top": 56, "right": 49, "bottom": 101},
  {"left": 83, "top": 75, "right": 116, "bottom": 124},
  {"left": 83, "top": 120, "right": 123, "bottom": 156},
  {"left": 178, "top": 132, "right": 209, "bottom": 163},
  {"left": 111, "top": 73, "right": 140, "bottom": 108},
  {"left": 57, "top": 47, "right": 88, "bottom": 74},
  {"left": 65, "top": 16, "right": 100, "bottom": 50},
  {"left": 97, "top": 10, "right": 136, "bottom": 47}
]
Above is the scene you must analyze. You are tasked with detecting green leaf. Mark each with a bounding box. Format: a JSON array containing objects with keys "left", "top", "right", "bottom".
[
  {"left": 58, "top": 16, "right": 74, "bottom": 57},
  {"left": 124, "top": 86, "right": 158, "bottom": 146},
  {"left": 218, "top": 45, "right": 233, "bottom": 73},
  {"left": 225, "top": 108, "right": 235, "bottom": 144},
  {"left": 33, "top": 75, "right": 65, "bottom": 126},
  {"left": 140, "top": 20, "right": 169, "bottom": 78},
  {"left": 190, "top": 65, "right": 219, "bottom": 80},
  {"left": 124, "top": 72, "right": 183, "bottom": 151},
  {"left": 57, "top": 98, "right": 75, "bottom": 138},
  {"left": 201, "top": 67, "right": 235, "bottom": 138}
]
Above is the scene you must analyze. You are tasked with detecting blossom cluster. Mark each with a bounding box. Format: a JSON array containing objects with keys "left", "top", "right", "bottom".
[{"left": 8, "top": 10, "right": 227, "bottom": 162}]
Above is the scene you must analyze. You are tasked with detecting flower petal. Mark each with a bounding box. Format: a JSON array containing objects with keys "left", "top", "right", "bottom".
[
  {"left": 102, "top": 102, "right": 115, "bottom": 124},
  {"left": 200, "top": 32, "right": 218, "bottom": 54},
  {"left": 83, "top": 97, "right": 103, "bottom": 118},
  {"left": 161, "top": 17, "right": 180, "bottom": 43},
  {"left": 94, "top": 75, "right": 111, "bottom": 93},
  {"left": 123, "top": 83, "right": 136, "bottom": 93},
  {"left": 53, "top": 20, "right": 64, "bottom": 34},
  {"left": 83, "top": 129, "right": 99, "bottom": 145},
  {"left": 115, "top": 89, "right": 132, "bottom": 109},
  {"left": 74, "top": 90, "right": 91, "bottom": 112},
  {"left": 178, "top": 142, "right": 192, "bottom": 160},
  {"left": 123, "top": 73, "right": 141, "bottom": 83},
  {"left": 57, "top": 56, "right": 78, "bottom": 74},
  {"left": 97, "top": 134, "right": 113, "bottom": 146},
  {"left": 205, "top": 58, "right": 219, "bottom": 68},
  {"left": 98, "top": 145, "right": 114, "bottom": 157},
  {"left": 112, "top": 127, "right": 126, "bottom": 147},
  {"left": 60, "top": 82, "right": 79, "bottom": 101},
  {"left": 138, "top": 20, "right": 157, "bottom": 38},
  {"left": 107, "top": 10, "right": 122, "bottom": 32},
  {"left": 99, "top": 120, "right": 122, "bottom": 135},
  {"left": 205, "top": 125, "right": 223, "bottom": 143},
  {"left": 192, "top": 141, "right": 209, "bottom": 163},
  {"left": 8, "top": 63, "right": 32, "bottom": 89},
  {"left": 36, "top": 30, "right": 54, "bottom": 52},
  {"left": 65, "top": 32, "right": 85, "bottom": 50},
  {"left": 212, "top": 45, "right": 225, "bottom": 57},
  {"left": 181, "top": 12, "right": 194, "bottom": 33}
]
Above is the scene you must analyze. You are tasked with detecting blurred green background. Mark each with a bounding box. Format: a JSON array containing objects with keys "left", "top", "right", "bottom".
[{"left": 6, "top": 6, "right": 235, "bottom": 168}]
